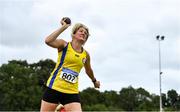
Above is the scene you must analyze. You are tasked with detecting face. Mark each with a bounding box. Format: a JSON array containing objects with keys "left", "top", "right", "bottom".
[{"left": 73, "top": 27, "right": 88, "bottom": 43}]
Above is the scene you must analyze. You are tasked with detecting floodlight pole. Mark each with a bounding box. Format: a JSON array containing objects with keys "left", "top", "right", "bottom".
[{"left": 156, "top": 35, "right": 165, "bottom": 112}]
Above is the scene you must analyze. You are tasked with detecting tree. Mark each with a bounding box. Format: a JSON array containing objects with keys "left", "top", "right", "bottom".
[
  {"left": 118, "top": 86, "right": 137, "bottom": 111},
  {"left": 167, "top": 89, "right": 178, "bottom": 110},
  {"left": 175, "top": 95, "right": 180, "bottom": 110},
  {"left": 80, "top": 88, "right": 105, "bottom": 107},
  {"left": 150, "top": 94, "right": 159, "bottom": 110},
  {"left": 0, "top": 59, "right": 55, "bottom": 110},
  {"left": 136, "top": 87, "right": 153, "bottom": 110},
  {"left": 30, "top": 59, "right": 55, "bottom": 87},
  {"left": 102, "top": 90, "right": 120, "bottom": 110},
  {"left": 162, "top": 93, "right": 167, "bottom": 107},
  {"left": 0, "top": 60, "right": 42, "bottom": 110},
  {"left": 1, "top": 59, "right": 180, "bottom": 111}
]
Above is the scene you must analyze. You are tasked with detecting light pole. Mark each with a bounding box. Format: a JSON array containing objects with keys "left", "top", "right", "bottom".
[{"left": 156, "top": 35, "right": 165, "bottom": 112}]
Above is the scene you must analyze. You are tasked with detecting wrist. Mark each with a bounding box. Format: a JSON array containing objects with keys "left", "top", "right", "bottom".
[
  {"left": 92, "top": 78, "right": 97, "bottom": 83},
  {"left": 61, "top": 24, "right": 69, "bottom": 29},
  {"left": 60, "top": 26, "right": 67, "bottom": 31}
]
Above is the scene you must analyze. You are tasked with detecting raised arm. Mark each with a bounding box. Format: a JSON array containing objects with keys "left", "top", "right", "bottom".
[
  {"left": 84, "top": 51, "right": 100, "bottom": 88},
  {"left": 45, "top": 18, "right": 70, "bottom": 50}
]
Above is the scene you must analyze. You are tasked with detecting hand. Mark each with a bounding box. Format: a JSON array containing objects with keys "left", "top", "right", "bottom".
[
  {"left": 60, "top": 17, "right": 71, "bottom": 28},
  {"left": 93, "top": 80, "right": 100, "bottom": 88}
]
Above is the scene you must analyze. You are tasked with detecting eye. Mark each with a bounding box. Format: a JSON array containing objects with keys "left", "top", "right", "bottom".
[
  {"left": 83, "top": 30, "right": 87, "bottom": 34},
  {"left": 84, "top": 31, "right": 87, "bottom": 35},
  {"left": 79, "top": 28, "right": 88, "bottom": 35},
  {"left": 79, "top": 30, "right": 83, "bottom": 33}
]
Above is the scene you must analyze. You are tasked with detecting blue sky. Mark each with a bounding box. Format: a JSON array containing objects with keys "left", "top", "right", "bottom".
[{"left": 0, "top": 0, "right": 180, "bottom": 94}]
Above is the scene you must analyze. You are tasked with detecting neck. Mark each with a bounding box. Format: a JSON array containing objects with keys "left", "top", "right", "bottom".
[{"left": 71, "top": 40, "right": 83, "bottom": 53}]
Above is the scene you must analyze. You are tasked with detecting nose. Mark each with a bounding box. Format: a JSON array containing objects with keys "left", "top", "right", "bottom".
[
  {"left": 80, "top": 32, "right": 86, "bottom": 37},
  {"left": 82, "top": 31, "right": 86, "bottom": 35}
]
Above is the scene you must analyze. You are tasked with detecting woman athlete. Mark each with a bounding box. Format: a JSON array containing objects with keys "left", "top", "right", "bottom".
[{"left": 40, "top": 17, "right": 100, "bottom": 111}]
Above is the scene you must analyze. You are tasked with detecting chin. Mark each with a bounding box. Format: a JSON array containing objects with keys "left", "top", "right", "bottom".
[
  {"left": 79, "top": 40, "right": 86, "bottom": 44},
  {"left": 78, "top": 38, "right": 86, "bottom": 42}
]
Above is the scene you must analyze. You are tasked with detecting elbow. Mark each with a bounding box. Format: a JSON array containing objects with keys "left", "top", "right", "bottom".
[{"left": 45, "top": 38, "right": 50, "bottom": 45}]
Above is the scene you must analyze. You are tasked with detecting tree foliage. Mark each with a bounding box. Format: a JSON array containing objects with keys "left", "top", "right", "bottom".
[
  {"left": 0, "top": 59, "right": 180, "bottom": 111},
  {"left": 0, "top": 59, "right": 55, "bottom": 110}
]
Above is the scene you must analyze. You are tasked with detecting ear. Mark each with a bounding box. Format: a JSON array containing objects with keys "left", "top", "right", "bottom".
[
  {"left": 72, "top": 34, "right": 75, "bottom": 37},
  {"left": 71, "top": 33, "right": 75, "bottom": 37}
]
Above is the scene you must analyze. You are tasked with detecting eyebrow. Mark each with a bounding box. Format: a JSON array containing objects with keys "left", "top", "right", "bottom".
[{"left": 80, "top": 28, "right": 88, "bottom": 34}]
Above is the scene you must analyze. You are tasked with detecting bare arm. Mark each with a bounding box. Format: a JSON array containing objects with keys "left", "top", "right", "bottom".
[
  {"left": 84, "top": 51, "right": 100, "bottom": 88},
  {"left": 45, "top": 18, "right": 70, "bottom": 50}
]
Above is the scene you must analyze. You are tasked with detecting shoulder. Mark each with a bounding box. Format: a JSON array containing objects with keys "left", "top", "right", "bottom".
[
  {"left": 84, "top": 50, "right": 91, "bottom": 62},
  {"left": 84, "top": 49, "right": 89, "bottom": 56},
  {"left": 57, "top": 39, "right": 68, "bottom": 52}
]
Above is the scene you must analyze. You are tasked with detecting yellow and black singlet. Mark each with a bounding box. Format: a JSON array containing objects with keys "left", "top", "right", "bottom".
[{"left": 46, "top": 42, "right": 87, "bottom": 94}]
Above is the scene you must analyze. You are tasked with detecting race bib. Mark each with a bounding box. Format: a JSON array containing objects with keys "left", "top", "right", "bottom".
[{"left": 60, "top": 68, "right": 79, "bottom": 83}]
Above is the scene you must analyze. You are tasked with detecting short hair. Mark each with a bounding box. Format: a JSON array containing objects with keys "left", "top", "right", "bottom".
[{"left": 71, "top": 23, "right": 90, "bottom": 39}]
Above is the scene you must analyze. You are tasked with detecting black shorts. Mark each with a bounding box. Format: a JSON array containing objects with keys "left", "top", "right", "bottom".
[{"left": 42, "top": 87, "right": 81, "bottom": 105}]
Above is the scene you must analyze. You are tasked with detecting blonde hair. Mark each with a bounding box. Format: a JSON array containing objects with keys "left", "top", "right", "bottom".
[{"left": 71, "top": 23, "right": 90, "bottom": 39}]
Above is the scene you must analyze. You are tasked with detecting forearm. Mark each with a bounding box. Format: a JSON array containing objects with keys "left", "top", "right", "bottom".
[
  {"left": 86, "top": 68, "right": 100, "bottom": 88},
  {"left": 84, "top": 52, "right": 100, "bottom": 88},
  {"left": 45, "top": 26, "right": 67, "bottom": 44},
  {"left": 86, "top": 68, "right": 96, "bottom": 82}
]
